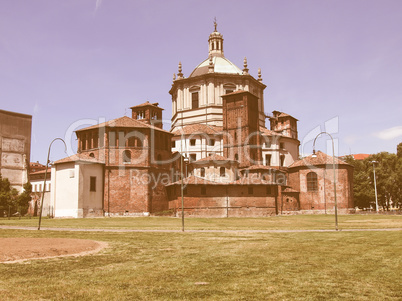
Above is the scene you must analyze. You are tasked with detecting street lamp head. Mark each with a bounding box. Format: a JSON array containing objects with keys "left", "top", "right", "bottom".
[
  {"left": 311, "top": 149, "right": 317, "bottom": 158},
  {"left": 371, "top": 160, "right": 378, "bottom": 164}
]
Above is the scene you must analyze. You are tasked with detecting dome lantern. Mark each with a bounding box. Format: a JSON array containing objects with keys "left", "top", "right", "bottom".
[{"left": 208, "top": 19, "right": 224, "bottom": 57}]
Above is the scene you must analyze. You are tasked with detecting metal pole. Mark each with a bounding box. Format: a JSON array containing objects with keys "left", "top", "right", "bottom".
[
  {"left": 312, "top": 132, "right": 338, "bottom": 231},
  {"left": 180, "top": 110, "right": 185, "bottom": 232},
  {"left": 38, "top": 138, "right": 67, "bottom": 230},
  {"left": 372, "top": 161, "right": 379, "bottom": 213},
  {"left": 323, "top": 168, "right": 327, "bottom": 214}
]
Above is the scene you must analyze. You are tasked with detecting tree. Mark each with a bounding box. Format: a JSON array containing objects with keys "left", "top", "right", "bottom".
[
  {"left": 18, "top": 182, "right": 32, "bottom": 216},
  {"left": 0, "top": 173, "right": 32, "bottom": 217},
  {"left": 343, "top": 156, "right": 374, "bottom": 209},
  {"left": 344, "top": 146, "right": 402, "bottom": 210}
]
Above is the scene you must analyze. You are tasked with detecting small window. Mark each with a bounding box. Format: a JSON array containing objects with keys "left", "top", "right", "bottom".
[
  {"left": 172, "top": 140, "right": 176, "bottom": 148},
  {"left": 307, "top": 172, "right": 318, "bottom": 191},
  {"left": 48, "top": 183, "right": 51, "bottom": 192},
  {"left": 90, "top": 176, "right": 96, "bottom": 192},
  {"left": 209, "top": 139, "right": 215, "bottom": 146},
  {"left": 225, "top": 89, "right": 233, "bottom": 94},
  {"left": 192, "top": 92, "right": 199, "bottom": 109},
  {"left": 235, "top": 154, "right": 239, "bottom": 161},
  {"left": 248, "top": 187, "right": 253, "bottom": 195},
  {"left": 265, "top": 154, "right": 271, "bottom": 166},
  {"left": 220, "top": 167, "right": 226, "bottom": 177},
  {"left": 123, "top": 150, "right": 131, "bottom": 163},
  {"left": 190, "top": 139, "right": 196, "bottom": 146},
  {"left": 190, "top": 154, "right": 197, "bottom": 162},
  {"left": 280, "top": 142, "right": 285, "bottom": 149},
  {"left": 201, "top": 186, "right": 206, "bottom": 195},
  {"left": 200, "top": 168, "right": 205, "bottom": 177},
  {"left": 39, "top": 184, "right": 42, "bottom": 191},
  {"left": 89, "top": 153, "right": 95, "bottom": 158}
]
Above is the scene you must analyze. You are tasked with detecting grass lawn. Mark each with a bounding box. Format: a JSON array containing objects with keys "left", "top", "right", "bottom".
[
  {"left": 1, "top": 214, "right": 402, "bottom": 231},
  {"left": 0, "top": 216, "right": 401, "bottom": 300},
  {"left": 0, "top": 229, "right": 401, "bottom": 300}
]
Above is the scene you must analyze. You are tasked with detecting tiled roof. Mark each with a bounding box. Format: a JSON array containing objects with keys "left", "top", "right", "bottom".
[
  {"left": 240, "top": 165, "right": 287, "bottom": 171},
  {"left": 172, "top": 124, "right": 223, "bottom": 136},
  {"left": 29, "top": 168, "right": 51, "bottom": 175},
  {"left": 283, "top": 187, "right": 299, "bottom": 193},
  {"left": 130, "top": 101, "right": 163, "bottom": 110},
  {"left": 75, "top": 116, "right": 171, "bottom": 133},
  {"left": 260, "top": 127, "right": 283, "bottom": 136},
  {"left": 54, "top": 154, "right": 104, "bottom": 165},
  {"left": 289, "top": 151, "right": 350, "bottom": 168},
  {"left": 168, "top": 175, "right": 223, "bottom": 186},
  {"left": 168, "top": 175, "right": 278, "bottom": 186},
  {"left": 194, "top": 154, "right": 234, "bottom": 163},
  {"left": 351, "top": 154, "right": 370, "bottom": 160}
]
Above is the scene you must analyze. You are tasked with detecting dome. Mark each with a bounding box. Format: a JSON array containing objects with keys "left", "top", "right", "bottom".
[{"left": 189, "top": 56, "right": 243, "bottom": 78}]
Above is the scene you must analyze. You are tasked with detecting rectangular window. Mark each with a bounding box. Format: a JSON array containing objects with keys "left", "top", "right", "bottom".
[
  {"left": 90, "top": 176, "right": 96, "bottom": 192},
  {"left": 172, "top": 140, "right": 176, "bottom": 148},
  {"left": 192, "top": 92, "right": 199, "bottom": 109},
  {"left": 209, "top": 139, "right": 215, "bottom": 146},
  {"left": 190, "top": 139, "right": 196, "bottom": 146},
  {"left": 280, "top": 155, "right": 285, "bottom": 167},
  {"left": 93, "top": 132, "right": 99, "bottom": 148},
  {"left": 48, "top": 183, "right": 51, "bottom": 192},
  {"left": 39, "top": 184, "right": 42, "bottom": 192},
  {"left": 109, "top": 131, "right": 116, "bottom": 147},
  {"left": 189, "top": 154, "right": 197, "bottom": 162},
  {"left": 280, "top": 142, "right": 285, "bottom": 149},
  {"left": 265, "top": 154, "right": 271, "bottom": 166},
  {"left": 119, "top": 131, "right": 126, "bottom": 148}
]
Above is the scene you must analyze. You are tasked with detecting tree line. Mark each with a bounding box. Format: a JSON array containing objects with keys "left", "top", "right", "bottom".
[
  {"left": 0, "top": 175, "right": 32, "bottom": 217},
  {"left": 343, "top": 142, "right": 402, "bottom": 211}
]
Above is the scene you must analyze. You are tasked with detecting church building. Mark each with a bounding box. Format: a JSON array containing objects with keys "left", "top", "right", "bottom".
[{"left": 50, "top": 23, "right": 354, "bottom": 218}]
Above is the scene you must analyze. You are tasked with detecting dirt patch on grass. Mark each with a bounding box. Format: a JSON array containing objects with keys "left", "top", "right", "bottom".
[{"left": 0, "top": 238, "right": 108, "bottom": 263}]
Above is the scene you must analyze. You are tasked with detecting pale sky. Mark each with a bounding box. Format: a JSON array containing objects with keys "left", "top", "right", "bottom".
[{"left": 1, "top": 0, "right": 401, "bottom": 163}]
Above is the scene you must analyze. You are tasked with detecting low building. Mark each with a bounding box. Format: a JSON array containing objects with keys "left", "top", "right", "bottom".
[{"left": 29, "top": 163, "right": 52, "bottom": 216}]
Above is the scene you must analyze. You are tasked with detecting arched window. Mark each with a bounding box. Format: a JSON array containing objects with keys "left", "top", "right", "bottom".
[
  {"left": 123, "top": 150, "right": 131, "bottom": 163},
  {"left": 200, "top": 167, "right": 205, "bottom": 177},
  {"left": 220, "top": 167, "right": 226, "bottom": 177},
  {"left": 307, "top": 172, "right": 318, "bottom": 191}
]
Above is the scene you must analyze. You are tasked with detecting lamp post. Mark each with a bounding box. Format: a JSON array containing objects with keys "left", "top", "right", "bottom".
[
  {"left": 371, "top": 161, "right": 379, "bottom": 213},
  {"left": 38, "top": 138, "right": 67, "bottom": 230},
  {"left": 312, "top": 132, "right": 338, "bottom": 231}
]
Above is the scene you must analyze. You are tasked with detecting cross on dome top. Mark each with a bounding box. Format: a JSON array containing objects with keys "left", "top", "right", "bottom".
[{"left": 209, "top": 18, "right": 224, "bottom": 57}]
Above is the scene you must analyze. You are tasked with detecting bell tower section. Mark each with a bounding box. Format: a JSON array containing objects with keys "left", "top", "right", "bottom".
[{"left": 222, "top": 91, "right": 262, "bottom": 168}]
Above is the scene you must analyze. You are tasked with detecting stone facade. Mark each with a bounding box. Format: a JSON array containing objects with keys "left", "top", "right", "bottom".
[{"left": 0, "top": 109, "right": 31, "bottom": 193}]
